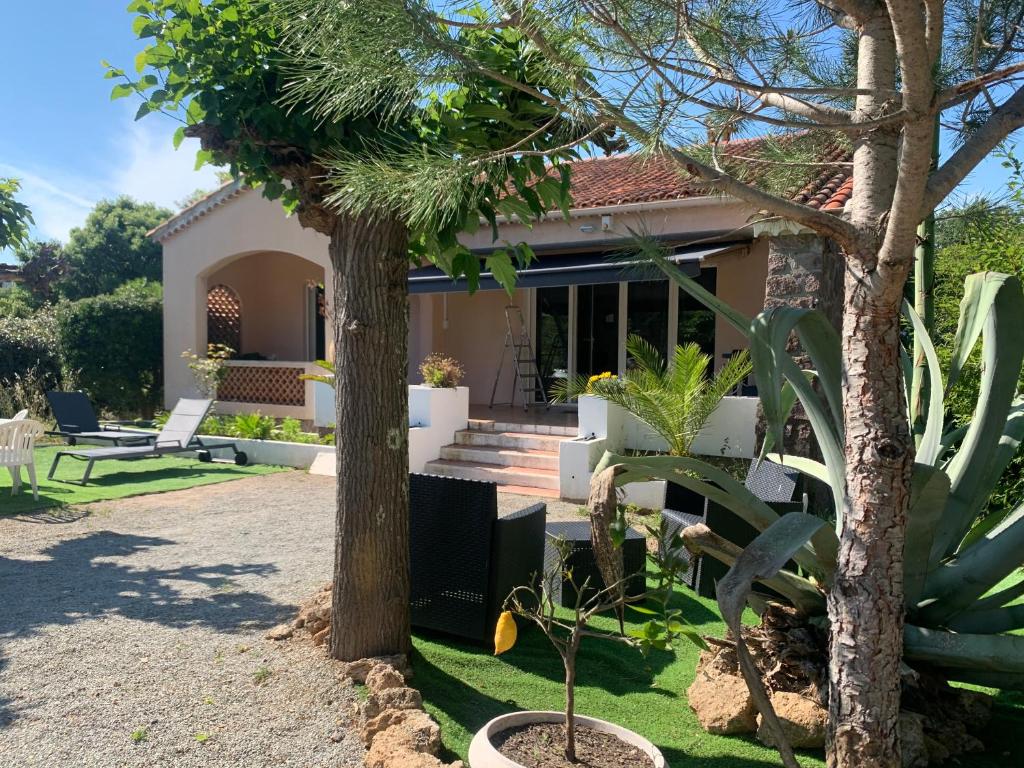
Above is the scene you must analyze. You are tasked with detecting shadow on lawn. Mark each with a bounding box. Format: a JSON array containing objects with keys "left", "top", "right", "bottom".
[{"left": 0, "top": 531, "right": 289, "bottom": 642}]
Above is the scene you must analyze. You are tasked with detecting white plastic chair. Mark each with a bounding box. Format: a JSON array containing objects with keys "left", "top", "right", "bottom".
[
  {"left": 0, "top": 409, "right": 28, "bottom": 427},
  {"left": 0, "top": 419, "right": 45, "bottom": 500}
]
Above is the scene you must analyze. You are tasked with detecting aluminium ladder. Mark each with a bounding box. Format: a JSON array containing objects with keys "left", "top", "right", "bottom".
[{"left": 489, "top": 305, "right": 549, "bottom": 411}]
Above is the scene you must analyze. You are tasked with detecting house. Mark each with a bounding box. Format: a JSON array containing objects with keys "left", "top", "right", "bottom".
[
  {"left": 152, "top": 146, "right": 850, "bottom": 498},
  {"left": 0, "top": 264, "right": 22, "bottom": 291}
]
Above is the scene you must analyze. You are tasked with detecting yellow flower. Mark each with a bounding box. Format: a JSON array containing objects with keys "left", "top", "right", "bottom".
[{"left": 494, "top": 611, "right": 518, "bottom": 655}]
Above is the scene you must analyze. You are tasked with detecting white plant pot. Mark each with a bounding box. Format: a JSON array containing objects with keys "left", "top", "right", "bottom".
[{"left": 468, "top": 711, "right": 667, "bottom": 768}]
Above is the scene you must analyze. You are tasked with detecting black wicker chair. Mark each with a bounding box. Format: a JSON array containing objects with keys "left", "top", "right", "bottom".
[
  {"left": 409, "top": 473, "right": 546, "bottom": 643},
  {"left": 662, "top": 460, "right": 804, "bottom": 599}
]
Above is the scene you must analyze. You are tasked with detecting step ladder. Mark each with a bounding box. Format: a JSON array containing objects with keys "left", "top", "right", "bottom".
[{"left": 489, "top": 305, "right": 549, "bottom": 411}]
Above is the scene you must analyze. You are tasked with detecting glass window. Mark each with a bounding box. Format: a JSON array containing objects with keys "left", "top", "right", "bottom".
[
  {"left": 576, "top": 283, "right": 620, "bottom": 377},
  {"left": 535, "top": 286, "right": 570, "bottom": 397},
  {"left": 678, "top": 267, "right": 717, "bottom": 359},
  {"left": 627, "top": 280, "right": 669, "bottom": 363}
]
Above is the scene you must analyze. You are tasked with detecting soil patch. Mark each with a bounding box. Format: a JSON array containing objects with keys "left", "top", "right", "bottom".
[{"left": 493, "top": 722, "right": 655, "bottom": 768}]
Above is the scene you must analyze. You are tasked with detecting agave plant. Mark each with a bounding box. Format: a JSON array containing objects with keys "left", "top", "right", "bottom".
[
  {"left": 599, "top": 262, "right": 1024, "bottom": 689},
  {"left": 551, "top": 334, "right": 752, "bottom": 456}
]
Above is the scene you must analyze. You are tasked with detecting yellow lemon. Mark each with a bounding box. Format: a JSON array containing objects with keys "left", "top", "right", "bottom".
[{"left": 494, "top": 611, "right": 518, "bottom": 655}]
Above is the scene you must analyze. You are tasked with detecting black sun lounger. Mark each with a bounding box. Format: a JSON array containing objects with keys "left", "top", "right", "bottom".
[
  {"left": 46, "top": 391, "right": 156, "bottom": 446},
  {"left": 48, "top": 398, "right": 248, "bottom": 484}
]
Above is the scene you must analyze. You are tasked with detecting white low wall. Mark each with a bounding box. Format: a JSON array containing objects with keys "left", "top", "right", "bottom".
[
  {"left": 558, "top": 435, "right": 668, "bottom": 506},
  {"left": 559, "top": 395, "right": 759, "bottom": 504},
  {"left": 576, "top": 395, "right": 758, "bottom": 458},
  {"left": 308, "top": 385, "right": 470, "bottom": 476},
  {"left": 408, "top": 385, "right": 469, "bottom": 473},
  {"left": 198, "top": 435, "right": 332, "bottom": 469}
]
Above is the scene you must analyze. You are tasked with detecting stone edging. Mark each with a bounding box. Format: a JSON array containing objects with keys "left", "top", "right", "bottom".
[{"left": 265, "top": 585, "right": 463, "bottom": 768}]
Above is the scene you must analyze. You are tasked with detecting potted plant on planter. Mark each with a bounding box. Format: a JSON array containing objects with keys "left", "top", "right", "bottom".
[
  {"left": 469, "top": 470, "right": 701, "bottom": 768},
  {"left": 419, "top": 352, "right": 465, "bottom": 388}
]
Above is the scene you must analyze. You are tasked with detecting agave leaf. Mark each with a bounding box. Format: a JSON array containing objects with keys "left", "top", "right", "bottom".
[
  {"left": 903, "top": 301, "right": 946, "bottom": 465},
  {"left": 717, "top": 513, "right": 827, "bottom": 768},
  {"left": 645, "top": 243, "right": 752, "bottom": 336},
  {"left": 935, "top": 670, "right": 1024, "bottom": 690},
  {"left": 747, "top": 310, "right": 846, "bottom": 521},
  {"left": 765, "top": 453, "right": 830, "bottom": 486},
  {"left": 680, "top": 523, "right": 827, "bottom": 615},
  {"left": 955, "top": 398, "right": 1024, "bottom": 552},
  {"left": 758, "top": 371, "right": 815, "bottom": 459},
  {"left": 901, "top": 342, "right": 914, "bottom": 428},
  {"left": 947, "top": 603, "right": 1024, "bottom": 634},
  {"left": 930, "top": 274, "right": 1024, "bottom": 563},
  {"left": 904, "top": 464, "right": 951, "bottom": 611},
  {"left": 971, "top": 575, "right": 1024, "bottom": 612},
  {"left": 947, "top": 272, "right": 1006, "bottom": 392},
  {"left": 605, "top": 452, "right": 836, "bottom": 579},
  {"left": 904, "top": 624, "right": 1024, "bottom": 679},
  {"left": 920, "top": 501, "right": 1024, "bottom": 624}
]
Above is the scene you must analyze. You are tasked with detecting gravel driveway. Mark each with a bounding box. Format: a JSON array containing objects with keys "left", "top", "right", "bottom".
[
  {"left": 0, "top": 471, "right": 583, "bottom": 768},
  {"left": 0, "top": 472, "right": 362, "bottom": 768}
]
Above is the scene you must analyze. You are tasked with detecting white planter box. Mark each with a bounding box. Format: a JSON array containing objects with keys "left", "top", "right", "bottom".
[
  {"left": 307, "top": 385, "right": 470, "bottom": 477},
  {"left": 198, "top": 435, "right": 332, "bottom": 469},
  {"left": 576, "top": 394, "right": 758, "bottom": 459},
  {"left": 408, "top": 385, "right": 469, "bottom": 473}
]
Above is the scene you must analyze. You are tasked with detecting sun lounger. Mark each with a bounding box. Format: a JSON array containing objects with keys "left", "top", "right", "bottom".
[
  {"left": 45, "top": 391, "right": 155, "bottom": 446},
  {"left": 48, "top": 398, "right": 247, "bottom": 484}
]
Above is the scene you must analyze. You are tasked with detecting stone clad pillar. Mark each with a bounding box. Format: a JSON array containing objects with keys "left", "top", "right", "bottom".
[{"left": 758, "top": 233, "right": 844, "bottom": 509}]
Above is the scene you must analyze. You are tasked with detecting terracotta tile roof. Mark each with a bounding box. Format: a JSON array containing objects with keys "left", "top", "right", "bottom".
[{"left": 560, "top": 136, "right": 853, "bottom": 212}]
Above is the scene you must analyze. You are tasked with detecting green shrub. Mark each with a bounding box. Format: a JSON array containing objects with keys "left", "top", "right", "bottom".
[
  {"left": 419, "top": 353, "right": 464, "bottom": 388},
  {"left": 57, "top": 291, "right": 162, "bottom": 417},
  {"left": 231, "top": 412, "right": 275, "bottom": 440},
  {"left": 0, "top": 309, "right": 65, "bottom": 417}
]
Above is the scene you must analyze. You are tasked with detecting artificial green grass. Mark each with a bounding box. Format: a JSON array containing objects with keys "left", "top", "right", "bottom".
[
  {"left": 0, "top": 445, "right": 289, "bottom": 515},
  {"left": 413, "top": 587, "right": 1024, "bottom": 767}
]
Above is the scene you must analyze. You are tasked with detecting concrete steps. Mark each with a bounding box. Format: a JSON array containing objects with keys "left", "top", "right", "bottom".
[
  {"left": 454, "top": 429, "right": 567, "bottom": 453},
  {"left": 425, "top": 420, "right": 576, "bottom": 496},
  {"left": 439, "top": 443, "right": 558, "bottom": 471},
  {"left": 422, "top": 458, "right": 562, "bottom": 491}
]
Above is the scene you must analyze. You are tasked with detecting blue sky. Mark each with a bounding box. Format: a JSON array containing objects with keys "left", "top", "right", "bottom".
[
  {"left": 0, "top": 2, "right": 220, "bottom": 244},
  {"left": 0, "top": 2, "right": 1015, "bottom": 245}
]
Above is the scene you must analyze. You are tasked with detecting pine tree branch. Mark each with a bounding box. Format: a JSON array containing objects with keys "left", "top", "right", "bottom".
[
  {"left": 936, "top": 63, "right": 1024, "bottom": 111},
  {"left": 923, "top": 84, "right": 1024, "bottom": 213}
]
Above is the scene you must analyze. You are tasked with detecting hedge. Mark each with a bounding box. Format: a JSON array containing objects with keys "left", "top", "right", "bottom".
[
  {"left": 0, "top": 309, "right": 61, "bottom": 386},
  {"left": 57, "top": 291, "right": 162, "bottom": 416}
]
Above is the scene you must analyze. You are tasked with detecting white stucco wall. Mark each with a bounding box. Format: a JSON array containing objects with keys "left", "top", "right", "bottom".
[
  {"left": 159, "top": 188, "right": 767, "bottom": 415},
  {"left": 160, "top": 187, "right": 331, "bottom": 409}
]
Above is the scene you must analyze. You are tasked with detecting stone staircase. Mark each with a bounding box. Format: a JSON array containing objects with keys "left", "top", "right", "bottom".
[{"left": 423, "top": 418, "right": 576, "bottom": 498}]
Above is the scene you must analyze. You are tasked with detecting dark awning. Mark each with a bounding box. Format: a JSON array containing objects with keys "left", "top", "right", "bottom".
[{"left": 408, "top": 241, "right": 747, "bottom": 294}]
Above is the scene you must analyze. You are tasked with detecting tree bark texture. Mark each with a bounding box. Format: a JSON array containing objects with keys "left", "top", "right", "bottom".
[
  {"left": 826, "top": 10, "right": 922, "bottom": 766},
  {"left": 828, "top": 267, "right": 913, "bottom": 768},
  {"left": 328, "top": 213, "right": 412, "bottom": 661}
]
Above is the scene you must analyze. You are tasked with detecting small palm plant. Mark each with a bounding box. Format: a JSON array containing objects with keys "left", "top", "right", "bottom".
[
  {"left": 298, "top": 359, "right": 335, "bottom": 388},
  {"left": 551, "top": 334, "right": 752, "bottom": 456}
]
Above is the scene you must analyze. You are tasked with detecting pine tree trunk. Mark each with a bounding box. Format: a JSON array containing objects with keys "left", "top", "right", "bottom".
[
  {"left": 328, "top": 213, "right": 412, "bottom": 661},
  {"left": 826, "top": 13, "right": 916, "bottom": 766},
  {"left": 828, "top": 268, "right": 912, "bottom": 768}
]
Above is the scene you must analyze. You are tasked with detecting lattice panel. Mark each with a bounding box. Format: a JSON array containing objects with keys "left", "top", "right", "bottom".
[
  {"left": 218, "top": 365, "right": 306, "bottom": 406},
  {"left": 207, "top": 284, "right": 241, "bottom": 352}
]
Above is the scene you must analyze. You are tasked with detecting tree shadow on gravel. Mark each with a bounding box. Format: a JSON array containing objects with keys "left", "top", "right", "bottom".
[{"left": 0, "top": 531, "right": 288, "bottom": 640}]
